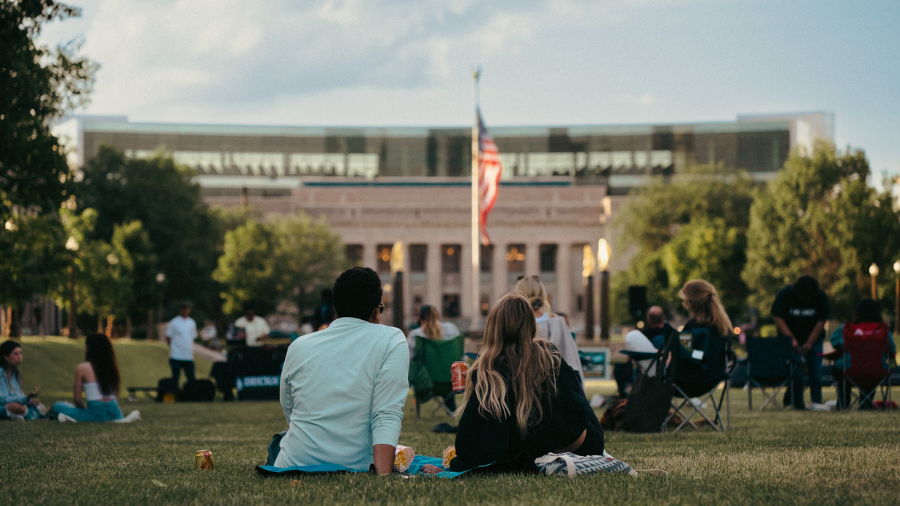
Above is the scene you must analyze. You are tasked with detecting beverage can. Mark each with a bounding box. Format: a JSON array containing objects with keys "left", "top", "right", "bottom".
[
  {"left": 679, "top": 332, "right": 693, "bottom": 351},
  {"left": 451, "top": 361, "right": 467, "bottom": 393},
  {"left": 195, "top": 449, "right": 214, "bottom": 470}
]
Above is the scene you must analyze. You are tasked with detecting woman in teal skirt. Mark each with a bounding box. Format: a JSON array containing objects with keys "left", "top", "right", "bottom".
[{"left": 52, "top": 334, "right": 125, "bottom": 422}]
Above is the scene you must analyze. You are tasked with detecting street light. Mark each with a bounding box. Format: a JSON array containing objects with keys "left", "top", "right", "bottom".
[
  {"left": 869, "top": 263, "right": 879, "bottom": 300},
  {"left": 65, "top": 236, "right": 79, "bottom": 339},
  {"left": 597, "top": 238, "right": 611, "bottom": 341},
  {"left": 894, "top": 261, "right": 900, "bottom": 335},
  {"left": 390, "top": 241, "right": 405, "bottom": 332},
  {"left": 582, "top": 244, "right": 596, "bottom": 342}
]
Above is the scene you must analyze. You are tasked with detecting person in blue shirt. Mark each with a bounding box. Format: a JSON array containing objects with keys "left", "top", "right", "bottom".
[
  {"left": 1, "top": 340, "right": 45, "bottom": 420},
  {"left": 272, "top": 267, "right": 408, "bottom": 475},
  {"left": 829, "top": 299, "right": 897, "bottom": 410}
]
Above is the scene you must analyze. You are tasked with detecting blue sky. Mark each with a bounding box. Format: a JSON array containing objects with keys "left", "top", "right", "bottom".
[{"left": 41, "top": 0, "right": 900, "bottom": 179}]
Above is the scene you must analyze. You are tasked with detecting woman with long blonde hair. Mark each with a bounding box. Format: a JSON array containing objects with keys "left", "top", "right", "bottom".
[
  {"left": 514, "top": 276, "right": 583, "bottom": 383},
  {"left": 445, "top": 294, "right": 605, "bottom": 472},
  {"left": 679, "top": 279, "right": 732, "bottom": 337},
  {"left": 406, "top": 305, "right": 461, "bottom": 359}
]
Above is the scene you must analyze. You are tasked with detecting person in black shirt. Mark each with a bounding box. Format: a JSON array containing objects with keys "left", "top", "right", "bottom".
[
  {"left": 432, "top": 293, "right": 605, "bottom": 473},
  {"left": 770, "top": 275, "right": 830, "bottom": 410}
]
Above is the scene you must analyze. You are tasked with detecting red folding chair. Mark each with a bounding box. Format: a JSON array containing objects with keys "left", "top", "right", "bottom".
[{"left": 841, "top": 322, "right": 892, "bottom": 410}]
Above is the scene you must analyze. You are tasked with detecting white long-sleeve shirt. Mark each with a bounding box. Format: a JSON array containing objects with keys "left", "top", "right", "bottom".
[{"left": 275, "top": 317, "right": 409, "bottom": 470}]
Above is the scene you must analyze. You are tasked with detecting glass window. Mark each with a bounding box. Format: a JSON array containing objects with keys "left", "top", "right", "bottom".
[
  {"left": 480, "top": 244, "right": 493, "bottom": 273},
  {"left": 442, "top": 244, "right": 461, "bottom": 274},
  {"left": 376, "top": 244, "right": 392, "bottom": 273},
  {"left": 345, "top": 244, "right": 363, "bottom": 266},
  {"left": 409, "top": 244, "right": 427, "bottom": 273},
  {"left": 442, "top": 294, "right": 461, "bottom": 318},
  {"left": 539, "top": 244, "right": 557, "bottom": 273},
  {"left": 506, "top": 244, "right": 525, "bottom": 273}
]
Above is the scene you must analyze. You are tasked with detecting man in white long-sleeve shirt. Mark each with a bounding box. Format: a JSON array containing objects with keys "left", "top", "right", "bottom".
[{"left": 274, "top": 267, "right": 409, "bottom": 475}]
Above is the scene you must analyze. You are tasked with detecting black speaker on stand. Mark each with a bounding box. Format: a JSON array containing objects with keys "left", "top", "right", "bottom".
[{"left": 628, "top": 286, "right": 648, "bottom": 323}]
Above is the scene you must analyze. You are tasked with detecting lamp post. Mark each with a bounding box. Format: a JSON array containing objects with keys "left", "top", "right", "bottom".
[
  {"left": 390, "top": 241, "right": 405, "bottom": 332},
  {"left": 582, "top": 244, "right": 596, "bottom": 342},
  {"left": 869, "top": 263, "right": 879, "bottom": 300},
  {"left": 65, "top": 236, "right": 79, "bottom": 339},
  {"left": 154, "top": 273, "right": 165, "bottom": 340},
  {"left": 894, "top": 261, "right": 900, "bottom": 335},
  {"left": 597, "top": 239, "right": 611, "bottom": 342}
]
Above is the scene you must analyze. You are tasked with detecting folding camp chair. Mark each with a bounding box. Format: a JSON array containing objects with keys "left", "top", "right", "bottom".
[
  {"left": 663, "top": 326, "right": 733, "bottom": 432},
  {"left": 840, "top": 322, "right": 893, "bottom": 410},
  {"left": 411, "top": 334, "right": 465, "bottom": 418},
  {"left": 745, "top": 336, "right": 794, "bottom": 411}
]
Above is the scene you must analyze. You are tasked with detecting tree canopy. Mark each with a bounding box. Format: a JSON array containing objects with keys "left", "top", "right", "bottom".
[
  {"left": 0, "top": 0, "right": 95, "bottom": 220},
  {"left": 742, "top": 141, "right": 900, "bottom": 320},
  {"left": 611, "top": 164, "right": 757, "bottom": 322},
  {"left": 214, "top": 213, "right": 348, "bottom": 317}
]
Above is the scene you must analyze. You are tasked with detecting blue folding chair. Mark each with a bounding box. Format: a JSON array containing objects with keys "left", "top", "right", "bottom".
[{"left": 745, "top": 336, "right": 794, "bottom": 411}]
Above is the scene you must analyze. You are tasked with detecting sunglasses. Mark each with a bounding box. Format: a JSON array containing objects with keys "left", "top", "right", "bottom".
[{"left": 377, "top": 304, "right": 385, "bottom": 314}]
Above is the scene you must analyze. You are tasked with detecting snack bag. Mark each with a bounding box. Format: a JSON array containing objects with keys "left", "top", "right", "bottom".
[
  {"left": 442, "top": 446, "right": 457, "bottom": 469},
  {"left": 394, "top": 445, "right": 415, "bottom": 472}
]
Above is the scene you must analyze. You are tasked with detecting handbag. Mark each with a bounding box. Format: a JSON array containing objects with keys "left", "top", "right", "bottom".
[
  {"left": 622, "top": 328, "right": 675, "bottom": 433},
  {"left": 534, "top": 451, "right": 635, "bottom": 478}
]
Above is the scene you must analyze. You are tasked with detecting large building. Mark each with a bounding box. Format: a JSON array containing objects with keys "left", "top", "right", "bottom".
[{"left": 54, "top": 112, "right": 833, "bottom": 329}]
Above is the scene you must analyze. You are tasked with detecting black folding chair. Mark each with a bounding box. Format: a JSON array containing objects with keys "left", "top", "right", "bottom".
[
  {"left": 663, "top": 326, "right": 733, "bottom": 432},
  {"left": 746, "top": 336, "right": 794, "bottom": 411}
]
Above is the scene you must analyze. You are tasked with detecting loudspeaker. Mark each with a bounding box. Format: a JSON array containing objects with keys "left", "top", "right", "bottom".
[
  {"left": 182, "top": 379, "right": 216, "bottom": 402},
  {"left": 628, "top": 286, "right": 648, "bottom": 321}
]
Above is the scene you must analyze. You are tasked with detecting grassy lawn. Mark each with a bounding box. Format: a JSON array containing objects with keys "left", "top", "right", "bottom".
[{"left": 2, "top": 339, "right": 899, "bottom": 505}]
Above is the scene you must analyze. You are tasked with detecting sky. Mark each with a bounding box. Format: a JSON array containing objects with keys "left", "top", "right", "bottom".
[{"left": 40, "top": 0, "right": 900, "bottom": 180}]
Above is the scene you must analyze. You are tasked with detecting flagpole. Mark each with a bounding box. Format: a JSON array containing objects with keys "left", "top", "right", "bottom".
[{"left": 470, "top": 67, "right": 481, "bottom": 330}]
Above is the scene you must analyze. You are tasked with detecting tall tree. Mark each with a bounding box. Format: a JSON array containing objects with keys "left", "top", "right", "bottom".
[
  {"left": 742, "top": 141, "right": 900, "bottom": 320},
  {"left": 213, "top": 213, "right": 347, "bottom": 317},
  {"left": 0, "top": 0, "right": 95, "bottom": 220},
  {"left": 611, "top": 164, "right": 757, "bottom": 322},
  {"left": 79, "top": 146, "right": 221, "bottom": 321}
]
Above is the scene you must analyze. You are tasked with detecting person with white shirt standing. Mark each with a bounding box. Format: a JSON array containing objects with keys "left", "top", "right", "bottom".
[
  {"left": 165, "top": 303, "right": 198, "bottom": 385},
  {"left": 235, "top": 303, "right": 271, "bottom": 347},
  {"left": 271, "top": 267, "right": 409, "bottom": 475}
]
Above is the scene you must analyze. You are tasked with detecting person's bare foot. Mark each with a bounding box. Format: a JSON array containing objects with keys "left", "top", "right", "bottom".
[{"left": 421, "top": 464, "right": 443, "bottom": 474}]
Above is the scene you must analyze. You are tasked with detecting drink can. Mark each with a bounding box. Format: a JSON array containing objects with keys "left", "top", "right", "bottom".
[
  {"left": 195, "top": 449, "right": 214, "bottom": 470},
  {"left": 451, "top": 361, "right": 467, "bottom": 393},
  {"left": 679, "top": 333, "right": 693, "bottom": 351}
]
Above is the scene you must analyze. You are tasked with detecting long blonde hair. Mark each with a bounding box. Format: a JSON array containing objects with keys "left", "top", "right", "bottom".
[
  {"left": 679, "top": 279, "right": 732, "bottom": 337},
  {"left": 514, "top": 275, "right": 552, "bottom": 315},
  {"left": 418, "top": 305, "right": 442, "bottom": 341},
  {"left": 461, "top": 294, "right": 561, "bottom": 436}
]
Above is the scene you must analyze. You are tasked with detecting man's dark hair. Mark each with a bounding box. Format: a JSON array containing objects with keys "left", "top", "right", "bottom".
[
  {"left": 793, "top": 275, "right": 820, "bottom": 300},
  {"left": 333, "top": 267, "right": 383, "bottom": 320},
  {"left": 179, "top": 302, "right": 190, "bottom": 311},
  {"left": 242, "top": 302, "right": 254, "bottom": 312}
]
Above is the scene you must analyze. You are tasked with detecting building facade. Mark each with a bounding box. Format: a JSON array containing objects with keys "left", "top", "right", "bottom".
[{"left": 53, "top": 112, "right": 833, "bottom": 329}]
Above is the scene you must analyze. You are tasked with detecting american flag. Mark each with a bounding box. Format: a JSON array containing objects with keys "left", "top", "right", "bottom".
[{"left": 478, "top": 108, "right": 503, "bottom": 246}]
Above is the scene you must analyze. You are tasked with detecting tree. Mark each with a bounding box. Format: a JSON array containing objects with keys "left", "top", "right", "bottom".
[
  {"left": 214, "top": 213, "right": 348, "bottom": 317},
  {"left": 79, "top": 146, "right": 221, "bottom": 322},
  {"left": 0, "top": 211, "right": 69, "bottom": 335},
  {"left": 742, "top": 141, "right": 900, "bottom": 320},
  {"left": 0, "top": 0, "right": 96, "bottom": 220},
  {"left": 611, "top": 164, "right": 757, "bottom": 322}
]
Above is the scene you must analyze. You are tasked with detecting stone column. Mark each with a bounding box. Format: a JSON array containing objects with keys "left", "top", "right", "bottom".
[
  {"left": 556, "top": 243, "right": 572, "bottom": 314},
  {"left": 363, "top": 243, "right": 378, "bottom": 271},
  {"left": 460, "top": 243, "right": 472, "bottom": 322},
  {"left": 427, "top": 243, "right": 442, "bottom": 309},
  {"left": 526, "top": 241, "right": 540, "bottom": 277},
  {"left": 492, "top": 242, "right": 508, "bottom": 303}
]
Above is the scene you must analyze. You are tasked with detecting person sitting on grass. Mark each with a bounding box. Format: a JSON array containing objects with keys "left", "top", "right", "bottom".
[
  {"left": 52, "top": 333, "right": 130, "bottom": 422},
  {"left": 0, "top": 340, "right": 45, "bottom": 420},
  {"left": 429, "top": 293, "right": 604, "bottom": 474},
  {"left": 271, "top": 267, "right": 409, "bottom": 475}
]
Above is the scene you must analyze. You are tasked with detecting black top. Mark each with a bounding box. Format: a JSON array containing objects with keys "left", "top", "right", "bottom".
[
  {"left": 449, "top": 352, "right": 604, "bottom": 473},
  {"left": 644, "top": 322, "right": 676, "bottom": 349},
  {"left": 771, "top": 285, "right": 830, "bottom": 345}
]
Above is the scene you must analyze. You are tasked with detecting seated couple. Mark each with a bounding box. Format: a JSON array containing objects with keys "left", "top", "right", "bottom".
[{"left": 271, "top": 267, "right": 605, "bottom": 474}]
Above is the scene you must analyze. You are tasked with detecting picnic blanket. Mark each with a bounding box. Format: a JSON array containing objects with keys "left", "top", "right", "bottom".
[{"left": 256, "top": 455, "right": 500, "bottom": 478}]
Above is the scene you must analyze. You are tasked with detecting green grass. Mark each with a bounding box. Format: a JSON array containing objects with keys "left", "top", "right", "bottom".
[
  {"left": 2, "top": 340, "right": 899, "bottom": 505},
  {"left": 15, "top": 337, "right": 213, "bottom": 399}
]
